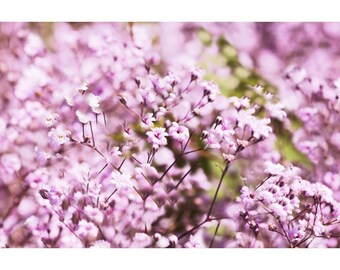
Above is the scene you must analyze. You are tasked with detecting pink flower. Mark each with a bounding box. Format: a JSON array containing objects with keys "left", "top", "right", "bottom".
[
  {"left": 156, "top": 107, "right": 167, "bottom": 120},
  {"left": 230, "top": 97, "right": 251, "bottom": 110},
  {"left": 15, "top": 66, "right": 49, "bottom": 100},
  {"left": 203, "top": 132, "right": 221, "bottom": 149},
  {"left": 146, "top": 127, "right": 168, "bottom": 150},
  {"left": 288, "top": 227, "right": 305, "bottom": 244},
  {"left": 44, "top": 112, "right": 59, "bottom": 127},
  {"left": 285, "top": 66, "right": 307, "bottom": 84},
  {"left": 25, "top": 168, "right": 49, "bottom": 188},
  {"left": 240, "top": 186, "right": 255, "bottom": 208},
  {"left": 110, "top": 171, "right": 133, "bottom": 190},
  {"left": 150, "top": 75, "right": 169, "bottom": 95},
  {"left": 131, "top": 233, "right": 152, "bottom": 247},
  {"left": 257, "top": 190, "right": 275, "bottom": 204},
  {"left": 141, "top": 113, "right": 156, "bottom": 129},
  {"left": 84, "top": 205, "right": 104, "bottom": 224},
  {"left": 324, "top": 172, "right": 340, "bottom": 190},
  {"left": 297, "top": 107, "right": 318, "bottom": 123},
  {"left": 47, "top": 187, "right": 62, "bottom": 206},
  {"left": 251, "top": 84, "right": 264, "bottom": 94},
  {"left": 236, "top": 109, "right": 256, "bottom": 128},
  {"left": 76, "top": 110, "right": 90, "bottom": 124},
  {"left": 88, "top": 93, "right": 101, "bottom": 113},
  {"left": 164, "top": 72, "right": 181, "bottom": 87},
  {"left": 135, "top": 163, "right": 159, "bottom": 184},
  {"left": 34, "top": 146, "right": 50, "bottom": 166},
  {"left": 213, "top": 119, "right": 235, "bottom": 141},
  {"left": 24, "top": 33, "right": 45, "bottom": 57},
  {"left": 249, "top": 118, "right": 272, "bottom": 139},
  {"left": 168, "top": 122, "right": 190, "bottom": 144},
  {"left": 139, "top": 87, "right": 156, "bottom": 106},
  {"left": 184, "top": 235, "right": 201, "bottom": 248},
  {"left": 154, "top": 233, "right": 170, "bottom": 248},
  {"left": 266, "top": 103, "right": 287, "bottom": 121},
  {"left": 48, "top": 127, "right": 71, "bottom": 149},
  {"left": 264, "top": 161, "right": 286, "bottom": 176},
  {"left": 200, "top": 81, "right": 220, "bottom": 101},
  {"left": 1, "top": 153, "right": 21, "bottom": 175},
  {"left": 77, "top": 220, "right": 99, "bottom": 240},
  {"left": 190, "top": 66, "right": 205, "bottom": 81},
  {"left": 77, "top": 81, "right": 89, "bottom": 93},
  {"left": 269, "top": 203, "right": 288, "bottom": 221}
]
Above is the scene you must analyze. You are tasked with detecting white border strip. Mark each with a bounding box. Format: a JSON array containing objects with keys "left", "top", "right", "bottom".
[{"left": 0, "top": 0, "right": 339, "bottom": 21}]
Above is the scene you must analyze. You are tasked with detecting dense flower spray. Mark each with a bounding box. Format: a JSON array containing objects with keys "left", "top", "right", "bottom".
[{"left": 0, "top": 22, "right": 339, "bottom": 248}]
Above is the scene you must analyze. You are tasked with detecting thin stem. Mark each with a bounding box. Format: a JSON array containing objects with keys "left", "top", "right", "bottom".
[
  {"left": 105, "top": 189, "right": 118, "bottom": 203},
  {"left": 102, "top": 112, "right": 107, "bottom": 126},
  {"left": 175, "top": 161, "right": 230, "bottom": 243},
  {"left": 130, "top": 155, "right": 142, "bottom": 164},
  {"left": 175, "top": 165, "right": 195, "bottom": 189},
  {"left": 157, "top": 135, "right": 197, "bottom": 183},
  {"left": 209, "top": 221, "right": 221, "bottom": 248},
  {"left": 178, "top": 219, "right": 208, "bottom": 240},
  {"left": 183, "top": 148, "right": 203, "bottom": 155},
  {"left": 158, "top": 159, "right": 177, "bottom": 182},
  {"left": 277, "top": 219, "right": 292, "bottom": 247},
  {"left": 52, "top": 209, "right": 84, "bottom": 246},
  {"left": 82, "top": 123, "right": 85, "bottom": 141},
  {"left": 206, "top": 161, "right": 230, "bottom": 219},
  {"left": 89, "top": 121, "right": 95, "bottom": 147},
  {"left": 183, "top": 132, "right": 193, "bottom": 151},
  {"left": 97, "top": 163, "right": 108, "bottom": 175},
  {"left": 254, "top": 174, "right": 272, "bottom": 191},
  {"left": 118, "top": 158, "right": 126, "bottom": 171}
]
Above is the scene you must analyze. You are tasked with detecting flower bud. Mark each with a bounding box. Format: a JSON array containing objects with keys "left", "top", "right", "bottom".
[
  {"left": 201, "top": 130, "right": 209, "bottom": 140},
  {"left": 268, "top": 224, "right": 277, "bottom": 231}
]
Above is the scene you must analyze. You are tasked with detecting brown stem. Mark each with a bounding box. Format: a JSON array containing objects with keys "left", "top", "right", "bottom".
[
  {"left": 89, "top": 121, "right": 95, "bottom": 147},
  {"left": 209, "top": 221, "right": 221, "bottom": 248},
  {"left": 206, "top": 161, "right": 230, "bottom": 220}
]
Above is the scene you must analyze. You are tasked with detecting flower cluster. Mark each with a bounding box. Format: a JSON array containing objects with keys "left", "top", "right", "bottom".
[
  {"left": 239, "top": 161, "right": 340, "bottom": 248},
  {"left": 0, "top": 22, "right": 339, "bottom": 248}
]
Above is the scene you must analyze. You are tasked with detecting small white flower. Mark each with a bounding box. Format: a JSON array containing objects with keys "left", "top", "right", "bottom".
[
  {"left": 76, "top": 110, "right": 90, "bottom": 124},
  {"left": 168, "top": 122, "right": 190, "bottom": 144},
  {"left": 78, "top": 81, "right": 89, "bottom": 93},
  {"left": 141, "top": 113, "right": 156, "bottom": 129},
  {"left": 84, "top": 205, "right": 104, "bottom": 224},
  {"left": 77, "top": 220, "right": 98, "bottom": 240},
  {"left": 48, "top": 127, "right": 71, "bottom": 148},
  {"left": 34, "top": 146, "right": 50, "bottom": 165},
  {"left": 146, "top": 127, "right": 168, "bottom": 150},
  {"left": 264, "top": 161, "right": 286, "bottom": 176},
  {"left": 44, "top": 112, "right": 59, "bottom": 127},
  {"left": 111, "top": 171, "right": 133, "bottom": 190},
  {"left": 88, "top": 93, "right": 101, "bottom": 108},
  {"left": 266, "top": 102, "right": 287, "bottom": 121}
]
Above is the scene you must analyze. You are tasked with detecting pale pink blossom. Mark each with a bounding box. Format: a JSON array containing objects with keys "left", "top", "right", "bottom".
[
  {"left": 168, "top": 122, "right": 190, "bottom": 144},
  {"left": 146, "top": 127, "right": 168, "bottom": 149}
]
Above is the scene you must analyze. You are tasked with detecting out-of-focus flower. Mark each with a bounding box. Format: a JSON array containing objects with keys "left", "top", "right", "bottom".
[
  {"left": 110, "top": 171, "right": 133, "bottom": 190},
  {"left": 48, "top": 127, "right": 71, "bottom": 148}
]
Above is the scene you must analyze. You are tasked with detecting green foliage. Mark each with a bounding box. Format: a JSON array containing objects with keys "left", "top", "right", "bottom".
[{"left": 272, "top": 119, "right": 312, "bottom": 169}]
